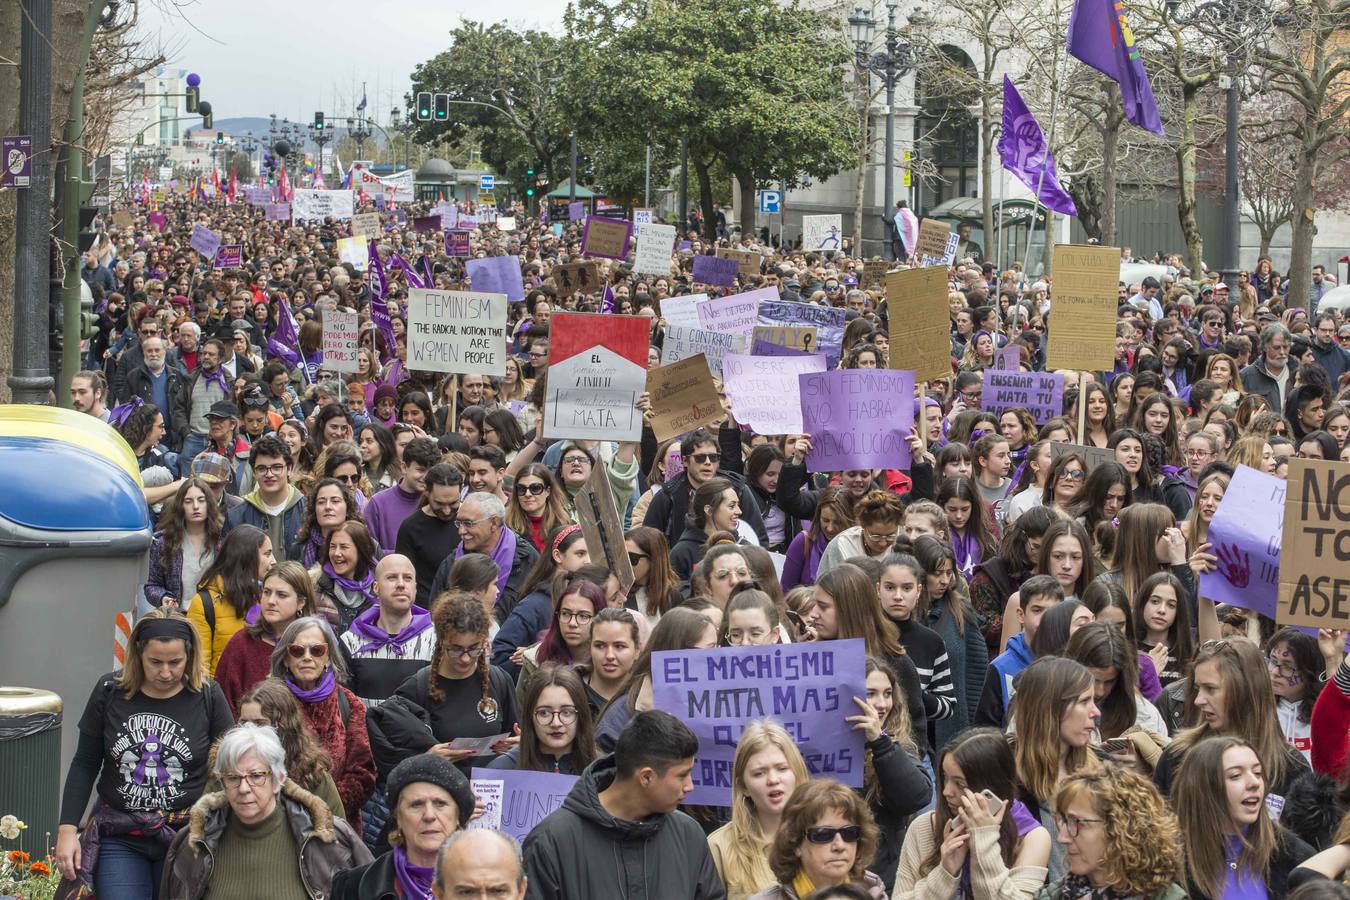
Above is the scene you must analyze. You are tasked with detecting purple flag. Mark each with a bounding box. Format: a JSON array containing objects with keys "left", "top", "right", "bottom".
[
  {"left": 390, "top": 254, "right": 425, "bottom": 289},
  {"left": 1067, "top": 0, "right": 1165, "bottom": 135},
  {"left": 270, "top": 300, "right": 312, "bottom": 384},
  {"left": 367, "top": 240, "right": 397, "bottom": 363},
  {"left": 599, "top": 284, "right": 615, "bottom": 314},
  {"left": 998, "top": 77, "right": 1078, "bottom": 216}
]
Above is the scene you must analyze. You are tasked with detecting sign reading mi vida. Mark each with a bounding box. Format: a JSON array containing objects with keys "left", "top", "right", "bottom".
[
  {"left": 405, "top": 288, "right": 509, "bottom": 376},
  {"left": 652, "top": 639, "right": 865, "bottom": 805}
]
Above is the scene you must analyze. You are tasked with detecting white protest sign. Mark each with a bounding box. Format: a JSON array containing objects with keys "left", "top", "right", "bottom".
[
  {"left": 660, "top": 323, "right": 747, "bottom": 378},
  {"left": 468, "top": 779, "right": 504, "bottom": 830},
  {"left": 802, "top": 214, "right": 844, "bottom": 251},
  {"left": 291, "top": 189, "right": 354, "bottom": 221},
  {"left": 351, "top": 166, "right": 414, "bottom": 202},
  {"left": 634, "top": 209, "right": 654, "bottom": 225},
  {"left": 350, "top": 212, "right": 380, "bottom": 237},
  {"left": 336, "top": 236, "right": 368, "bottom": 272},
  {"left": 405, "top": 289, "right": 510, "bottom": 376},
  {"left": 635, "top": 223, "right": 676, "bottom": 276},
  {"left": 322, "top": 308, "right": 359, "bottom": 373},
  {"left": 695, "top": 287, "right": 774, "bottom": 338},
  {"left": 722, "top": 352, "right": 828, "bottom": 435},
  {"left": 660, "top": 294, "right": 704, "bottom": 327},
  {"left": 497, "top": 216, "right": 517, "bottom": 231}
]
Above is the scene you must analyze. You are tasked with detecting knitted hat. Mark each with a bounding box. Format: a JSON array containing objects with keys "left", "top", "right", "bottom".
[
  {"left": 373, "top": 383, "right": 399, "bottom": 405},
  {"left": 385, "top": 754, "right": 475, "bottom": 827}
]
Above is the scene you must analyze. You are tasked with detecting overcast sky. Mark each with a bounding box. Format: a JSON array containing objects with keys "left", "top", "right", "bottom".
[{"left": 139, "top": 0, "right": 563, "bottom": 125}]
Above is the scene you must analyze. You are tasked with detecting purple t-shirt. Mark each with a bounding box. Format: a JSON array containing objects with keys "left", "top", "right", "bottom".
[{"left": 363, "top": 483, "right": 421, "bottom": 550}]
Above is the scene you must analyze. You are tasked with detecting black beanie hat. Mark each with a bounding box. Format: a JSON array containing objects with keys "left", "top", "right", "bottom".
[{"left": 385, "top": 753, "right": 475, "bottom": 827}]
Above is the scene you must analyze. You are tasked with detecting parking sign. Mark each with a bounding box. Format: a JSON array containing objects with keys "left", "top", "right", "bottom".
[{"left": 758, "top": 190, "right": 781, "bottom": 214}]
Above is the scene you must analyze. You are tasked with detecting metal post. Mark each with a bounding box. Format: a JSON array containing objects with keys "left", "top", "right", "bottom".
[
  {"left": 679, "top": 137, "right": 689, "bottom": 232},
  {"left": 883, "top": 5, "right": 897, "bottom": 261},
  {"left": 11, "top": 0, "right": 55, "bottom": 404},
  {"left": 569, "top": 133, "right": 578, "bottom": 203},
  {"left": 1221, "top": 69, "right": 1240, "bottom": 288},
  {"left": 644, "top": 143, "right": 651, "bottom": 208}
]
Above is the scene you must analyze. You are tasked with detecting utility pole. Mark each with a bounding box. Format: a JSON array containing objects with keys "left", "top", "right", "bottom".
[
  {"left": 11, "top": 0, "right": 55, "bottom": 404},
  {"left": 569, "top": 133, "right": 577, "bottom": 203},
  {"left": 678, "top": 137, "right": 688, "bottom": 233},
  {"left": 644, "top": 143, "right": 651, "bottom": 208}
]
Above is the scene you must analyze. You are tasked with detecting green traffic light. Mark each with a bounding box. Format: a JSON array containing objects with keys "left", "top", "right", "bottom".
[{"left": 526, "top": 188, "right": 535, "bottom": 196}]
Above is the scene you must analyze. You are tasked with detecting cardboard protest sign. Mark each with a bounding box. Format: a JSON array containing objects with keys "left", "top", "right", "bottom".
[
  {"left": 544, "top": 312, "right": 649, "bottom": 442},
  {"left": 885, "top": 267, "right": 951, "bottom": 382},
  {"left": 802, "top": 215, "right": 844, "bottom": 251},
  {"left": 1201, "top": 465, "right": 1285, "bottom": 617},
  {"left": 716, "top": 247, "right": 762, "bottom": 279},
  {"left": 861, "top": 259, "right": 890, "bottom": 288},
  {"left": 659, "top": 324, "right": 746, "bottom": 378},
  {"left": 439, "top": 205, "right": 459, "bottom": 229},
  {"left": 660, "top": 294, "right": 704, "bottom": 328},
  {"left": 646, "top": 355, "right": 723, "bottom": 442},
  {"left": 721, "top": 352, "right": 828, "bottom": 435},
  {"left": 751, "top": 325, "right": 817, "bottom": 355},
  {"left": 189, "top": 225, "right": 222, "bottom": 260},
  {"left": 554, "top": 261, "right": 600, "bottom": 294},
  {"left": 336, "top": 236, "right": 368, "bottom": 272},
  {"left": 915, "top": 218, "right": 952, "bottom": 261},
  {"left": 322, "top": 308, "right": 359, "bottom": 373},
  {"left": 574, "top": 458, "right": 636, "bottom": 593},
  {"left": 634, "top": 223, "right": 676, "bottom": 276},
  {"left": 1049, "top": 442, "right": 1116, "bottom": 474},
  {"left": 350, "top": 212, "right": 380, "bottom": 237},
  {"left": 800, "top": 370, "right": 915, "bottom": 471},
  {"left": 212, "top": 245, "right": 242, "bottom": 269},
  {"left": 1278, "top": 459, "right": 1350, "bottom": 629},
  {"left": 445, "top": 230, "right": 471, "bottom": 257},
  {"left": 581, "top": 215, "right": 632, "bottom": 260},
  {"left": 465, "top": 256, "right": 525, "bottom": 302},
  {"left": 1046, "top": 244, "right": 1119, "bottom": 372},
  {"left": 982, "top": 369, "right": 1064, "bottom": 425},
  {"left": 651, "top": 639, "right": 866, "bottom": 805},
  {"left": 291, "top": 188, "right": 354, "bottom": 221},
  {"left": 405, "top": 289, "right": 509, "bottom": 376},
  {"left": 692, "top": 254, "right": 739, "bottom": 288},
  {"left": 696, "top": 288, "right": 772, "bottom": 338},
  {"left": 757, "top": 300, "right": 847, "bottom": 369},
  {"left": 469, "top": 769, "right": 578, "bottom": 843},
  {"left": 750, "top": 340, "right": 807, "bottom": 358},
  {"left": 111, "top": 210, "right": 134, "bottom": 229}
]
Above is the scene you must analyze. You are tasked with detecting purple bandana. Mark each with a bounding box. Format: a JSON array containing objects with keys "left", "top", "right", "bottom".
[
  {"left": 455, "top": 527, "right": 516, "bottom": 595},
  {"left": 951, "top": 528, "right": 980, "bottom": 578},
  {"left": 392, "top": 845, "right": 435, "bottom": 900},
  {"left": 284, "top": 668, "right": 335, "bottom": 704},
  {"left": 347, "top": 604, "right": 433, "bottom": 656},
  {"left": 200, "top": 365, "right": 231, "bottom": 396},
  {"left": 322, "top": 562, "right": 377, "bottom": 605}
]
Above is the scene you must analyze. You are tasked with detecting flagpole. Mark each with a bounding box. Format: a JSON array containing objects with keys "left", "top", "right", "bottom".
[{"left": 1022, "top": 16, "right": 1069, "bottom": 277}]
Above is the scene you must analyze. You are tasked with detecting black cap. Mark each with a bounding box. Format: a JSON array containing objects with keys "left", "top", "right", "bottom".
[
  {"left": 385, "top": 754, "right": 475, "bottom": 827},
  {"left": 206, "top": 400, "right": 239, "bottom": 420}
]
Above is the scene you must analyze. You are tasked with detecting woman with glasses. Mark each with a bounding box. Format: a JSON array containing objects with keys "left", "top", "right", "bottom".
[
  {"left": 161, "top": 724, "right": 372, "bottom": 900},
  {"left": 491, "top": 525, "right": 591, "bottom": 678},
  {"left": 216, "top": 561, "right": 319, "bottom": 714},
  {"left": 314, "top": 520, "right": 380, "bottom": 633},
  {"left": 288, "top": 477, "right": 364, "bottom": 567},
  {"left": 818, "top": 491, "right": 906, "bottom": 577},
  {"left": 235, "top": 679, "right": 345, "bottom": 817},
  {"left": 488, "top": 666, "right": 596, "bottom": 775},
  {"left": 370, "top": 593, "right": 519, "bottom": 777},
  {"left": 513, "top": 579, "right": 607, "bottom": 711},
  {"left": 1039, "top": 450, "right": 1088, "bottom": 516},
  {"left": 624, "top": 525, "right": 683, "bottom": 623},
  {"left": 1031, "top": 766, "right": 1184, "bottom": 900},
  {"left": 750, "top": 779, "right": 886, "bottom": 899},
  {"left": 1263, "top": 627, "right": 1340, "bottom": 766},
  {"left": 269, "top": 615, "right": 375, "bottom": 832},
  {"left": 504, "top": 463, "right": 570, "bottom": 552}
]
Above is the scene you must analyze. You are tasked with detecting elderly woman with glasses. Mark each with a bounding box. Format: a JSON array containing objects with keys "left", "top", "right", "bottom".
[
  {"left": 270, "top": 616, "right": 376, "bottom": 833},
  {"left": 162, "top": 724, "right": 372, "bottom": 900},
  {"left": 751, "top": 779, "right": 887, "bottom": 899}
]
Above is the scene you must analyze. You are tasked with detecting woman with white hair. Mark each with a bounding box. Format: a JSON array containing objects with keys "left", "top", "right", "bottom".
[{"left": 161, "top": 723, "right": 372, "bottom": 899}]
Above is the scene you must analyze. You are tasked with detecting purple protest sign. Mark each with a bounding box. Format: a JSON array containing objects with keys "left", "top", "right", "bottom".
[
  {"left": 982, "top": 369, "right": 1064, "bottom": 425},
  {"left": 147, "top": 211, "right": 165, "bottom": 232},
  {"left": 994, "top": 345, "right": 1021, "bottom": 371},
  {"left": 678, "top": 240, "right": 693, "bottom": 253},
  {"left": 244, "top": 186, "right": 271, "bottom": 205},
  {"left": 651, "top": 639, "right": 867, "bottom": 805},
  {"left": 264, "top": 202, "right": 290, "bottom": 221},
  {"left": 750, "top": 339, "right": 808, "bottom": 358},
  {"left": 189, "top": 224, "right": 222, "bottom": 260},
  {"left": 445, "top": 229, "right": 472, "bottom": 257},
  {"left": 800, "top": 370, "right": 915, "bottom": 472},
  {"left": 2, "top": 135, "right": 33, "bottom": 188},
  {"left": 692, "top": 254, "right": 739, "bottom": 288},
  {"left": 469, "top": 768, "right": 578, "bottom": 842},
  {"left": 1200, "top": 465, "right": 1286, "bottom": 618},
  {"left": 412, "top": 214, "right": 441, "bottom": 234},
  {"left": 213, "top": 244, "right": 242, "bottom": 269},
  {"left": 465, "top": 255, "right": 525, "bottom": 302},
  {"left": 567, "top": 201, "right": 585, "bottom": 221}
]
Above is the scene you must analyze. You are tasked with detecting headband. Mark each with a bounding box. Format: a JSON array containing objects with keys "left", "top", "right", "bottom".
[
  {"left": 137, "top": 616, "right": 197, "bottom": 645},
  {"left": 552, "top": 525, "right": 582, "bottom": 556}
]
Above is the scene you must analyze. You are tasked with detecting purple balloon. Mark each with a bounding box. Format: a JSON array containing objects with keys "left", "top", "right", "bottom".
[{"left": 187, "top": 73, "right": 200, "bottom": 87}]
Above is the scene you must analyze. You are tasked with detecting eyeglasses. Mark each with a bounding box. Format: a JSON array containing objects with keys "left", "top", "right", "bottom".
[
  {"left": 253, "top": 463, "right": 287, "bottom": 476},
  {"left": 334, "top": 473, "right": 360, "bottom": 484},
  {"left": 628, "top": 551, "right": 648, "bottom": 566},
  {"left": 1054, "top": 814, "right": 1104, "bottom": 838},
  {"left": 529, "top": 351, "right": 546, "bottom": 359},
  {"left": 559, "top": 610, "right": 594, "bottom": 625},
  {"left": 533, "top": 706, "right": 579, "bottom": 725},
  {"left": 562, "top": 455, "right": 591, "bottom": 467},
  {"left": 1266, "top": 656, "right": 1298, "bottom": 677},
  {"left": 446, "top": 643, "right": 484, "bottom": 659},
  {"left": 960, "top": 392, "right": 982, "bottom": 403},
  {"left": 1062, "top": 469, "right": 1086, "bottom": 481},
  {"left": 454, "top": 516, "right": 491, "bottom": 530},
  {"left": 805, "top": 825, "right": 862, "bottom": 844},
  {"left": 140, "top": 328, "right": 160, "bottom": 336},
  {"left": 222, "top": 770, "right": 273, "bottom": 789},
  {"left": 286, "top": 642, "right": 328, "bottom": 659},
  {"left": 688, "top": 452, "right": 720, "bottom": 464},
  {"left": 515, "top": 481, "right": 549, "bottom": 496},
  {"left": 1184, "top": 448, "right": 1213, "bottom": 458}
]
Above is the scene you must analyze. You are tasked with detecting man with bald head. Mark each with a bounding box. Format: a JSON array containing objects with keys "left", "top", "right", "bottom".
[
  {"left": 338, "top": 554, "right": 436, "bottom": 705},
  {"left": 435, "top": 829, "right": 527, "bottom": 900}
]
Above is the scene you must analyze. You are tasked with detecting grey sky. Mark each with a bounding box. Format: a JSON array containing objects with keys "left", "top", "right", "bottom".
[{"left": 138, "top": 0, "right": 563, "bottom": 126}]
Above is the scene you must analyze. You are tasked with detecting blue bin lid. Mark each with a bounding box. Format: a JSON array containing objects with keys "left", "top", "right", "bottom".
[{"left": 0, "top": 436, "right": 150, "bottom": 532}]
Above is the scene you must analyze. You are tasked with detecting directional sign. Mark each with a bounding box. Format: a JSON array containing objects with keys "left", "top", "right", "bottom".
[
  {"left": 758, "top": 190, "right": 782, "bottom": 214},
  {"left": 479, "top": 174, "right": 495, "bottom": 192}
]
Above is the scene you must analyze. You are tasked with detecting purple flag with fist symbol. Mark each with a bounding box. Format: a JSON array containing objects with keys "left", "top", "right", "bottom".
[{"left": 998, "top": 77, "right": 1077, "bottom": 216}]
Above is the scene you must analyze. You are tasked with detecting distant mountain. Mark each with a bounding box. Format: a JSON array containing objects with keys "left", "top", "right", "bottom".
[{"left": 184, "top": 117, "right": 388, "bottom": 150}]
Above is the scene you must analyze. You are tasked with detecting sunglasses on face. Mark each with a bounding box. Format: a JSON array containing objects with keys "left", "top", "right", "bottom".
[
  {"left": 515, "top": 481, "right": 549, "bottom": 496},
  {"left": 286, "top": 642, "right": 328, "bottom": 660},
  {"left": 688, "top": 452, "right": 720, "bottom": 464},
  {"left": 627, "top": 551, "right": 648, "bottom": 566},
  {"left": 805, "top": 825, "right": 861, "bottom": 844}
]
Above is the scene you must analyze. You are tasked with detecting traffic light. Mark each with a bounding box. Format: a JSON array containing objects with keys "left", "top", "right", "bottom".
[
  {"left": 185, "top": 85, "right": 199, "bottom": 113},
  {"left": 314, "top": 111, "right": 325, "bottom": 130},
  {"left": 434, "top": 93, "right": 450, "bottom": 121},
  {"left": 417, "top": 92, "right": 432, "bottom": 121},
  {"left": 215, "top": 131, "right": 224, "bottom": 145},
  {"left": 199, "top": 101, "right": 213, "bottom": 130},
  {"left": 77, "top": 206, "right": 99, "bottom": 254}
]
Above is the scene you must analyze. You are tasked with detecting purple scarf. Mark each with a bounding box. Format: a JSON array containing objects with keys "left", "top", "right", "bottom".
[
  {"left": 284, "top": 668, "right": 335, "bottom": 704},
  {"left": 322, "top": 561, "right": 377, "bottom": 605},
  {"left": 347, "top": 604, "right": 433, "bottom": 656},
  {"left": 455, "top": 527, "right": 516, "bottom": 594},
  {"left": 392, "top": 845, "right": 435, "bottom": 900},
  {"left": 199, "top": 364, "right": 230, "bottom": 396},
  {"left": 951, "top": 528, "right": 980, "bottom": 578}
]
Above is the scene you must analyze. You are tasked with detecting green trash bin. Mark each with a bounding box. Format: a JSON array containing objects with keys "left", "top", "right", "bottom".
[{"left": 0, "top": 688, "right": 62, "bottom": 857}]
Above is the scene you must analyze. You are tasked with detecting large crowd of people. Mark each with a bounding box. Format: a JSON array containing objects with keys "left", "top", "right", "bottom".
[{"left": 40, "top": 186, "right": 1350, "bottom": 899}]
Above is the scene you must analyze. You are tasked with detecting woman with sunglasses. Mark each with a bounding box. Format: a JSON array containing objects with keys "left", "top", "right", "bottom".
[
  {"left": 269, "top": 616, "right": 375, "bottom": 832},
  {"left": 623, "top": 525, "right": 683, "bottom": 622},
  {"left": 1039, "top": 450, "right": 1087, "bottom": 517},
  {"left": 513, "top": 579, "right": 607, "bottom": 711},
  {"left": 488, "top": 666, "right": 596, "bottom": 775},
  {"left": 504, "top": 463, "right": 570, "bottom": 553},
  {"left": 751, "top": 779, "right": 887, "bottom": 899}
]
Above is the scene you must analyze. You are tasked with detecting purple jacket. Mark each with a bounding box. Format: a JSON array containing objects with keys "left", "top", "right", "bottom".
[{"left": 781, "top": 527, "right": 826, "bottom": 590}]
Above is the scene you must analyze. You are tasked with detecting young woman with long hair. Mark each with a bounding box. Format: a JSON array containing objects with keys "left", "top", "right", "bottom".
[
  {"left": 315, "top": 520, "right": 380, "bottom": 632},
  {"left": 1005, "top": 440, "right": 1055, "bottom": 525},
  {"left": 912, "top": 535, "right": 987, "bottom": 753},
  {"left": 1265, "top": 627, "right": 1333, "bottom": 765},
  {"left": 877, "top": 552, "right": 958, "bottom": 737},
  {"left": 1184, "top": 470, "right": 1229, "bottom": 552},
  {"left": 1040, "top": 451, "right": 1087, "bottom": 515},
  {"left": 894, "top": 727, "right": 1052, "bottom": 899},
  {"left": 1098, "top": 502, "right": 1197, "bottom": 609},
  {"left": 514, "top": 579, "right": 607, "bottom": 710},
  {"left": 970, "top": 506, "right": 1058, "bottom": 656},
  {"left": 1174, "top": 735, "right": 1314, "bottom": 898},
  {"left": 236, "top": 678, "right": 344, "bottom": 816},
  {"left": 998, "top": 407, "right": 1039, "bottom": 475},
  {"left": 708, "top": 722, "right": 812, "bottom": 900},
  {"left": 504, "top": 463, "right": 570, "bottom": 553},
  {"left": 624, "top": 525, "right": 682, "bottom": 622},
  {"left": 490, "top": 525, "right": 590, "bottom": 678},
  {"left": 671, "top": 476, "right": 746, "bottom": 581},
  {"left": 1109, "top": 427, "right": 1163, "bottom": 504},
  {"left": 487, "top": 665, "right": 596, "bottom": 775},
  {"left": 356, "top": 421, "right": 399, "bottom": 491},
  {"left": 145, "top": 477, "right": 223, "bottom": 613},
  {"left": 482, "top": 408, "right": 526, "bottom": 462},
  {"left": 782, "top": 486, "right": 852, "bottom": 590},
  {"left": 1076, "top": 381, "right": 1117, "bottom": 449},
  {"left": 215, "top": 561, "right": 319, "bottom": 713},
  {"left": 1064, "top": 621, "right": 1168, "bottom": 750},
  {"left": 1065, "top": 461, "right": 1132, "bottom": 537},
  {"left": 444, "top": 553, "right": 503, "bottom": 630},
  {"left": 745, "top": 443, "right": 797, "bottom": 552},
  {"left": 574, "top": 607, "right": 641, "bottom": 715},
  {"left": 1131, "top": 571, "right": 1195, "bottom": 691},
  {"left": 937, "top": 475, "right": 999, "bottom": 580},
  {"left": 1205, "top": 352, "right": 1245, "bottom": 405},
  {"left": 186, "top": 524, "right": 275, "bottom": 674},
  {"left": 289, "top": 477, "right": 364, "bottom": 567},
  {"left": 1230, "top": 433, "right": 1278, "bottom": 473}
]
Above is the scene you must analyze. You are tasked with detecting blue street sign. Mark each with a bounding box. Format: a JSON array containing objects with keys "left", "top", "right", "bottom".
[
  {"left": 758, "top": 190, "right": 781, "bottom": 214},
  {"left": 479, "top": 174, "right": 495, "bottom": 191}
]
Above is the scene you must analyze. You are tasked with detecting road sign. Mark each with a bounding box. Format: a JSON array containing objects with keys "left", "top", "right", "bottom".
[
  {"left": 2, "top": 135, "right": 33, "bottom": 189},
  {"left": 479, "top": 174, "right": 495, "bottom": 191},
  {"left": 758, "top": 190, "right": 781, "bottom": 214}
]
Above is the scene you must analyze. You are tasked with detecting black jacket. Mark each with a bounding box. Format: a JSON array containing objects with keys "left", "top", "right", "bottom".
[
  {"left": 521, "top": 754, "right": 726, "bottom": 900},
  {"left": 643, "top": 470, "right": 769, "bottom": 548},
  {"left": 125, "top": 363, "right": 191, "bottom": 450},
  {"left": 329, "top": 849, "right": 399, "bottom": 900},
  {"left": 864, "top": 735, "right": 932, "bottom": 893},
  {"left": 428, "top": 529, "right": 539, "bottom": 620},
  {"left": 669, "top": 525, "right": 711, "bottom": 583}
]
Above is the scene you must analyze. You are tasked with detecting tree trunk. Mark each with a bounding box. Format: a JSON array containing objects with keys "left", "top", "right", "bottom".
[
  {"left": 1175, "top": 86, "right": 1205, "bottom": 275},
  {"left": 1259, "top": 225, "right": 1277, "bottom": 260},
  {"left": 1042, "top": 212, "right": 1057, "bottom": 278},
  {"left": 1287, "top": 137, "right": 1318, "bottom": 307},
  {"left": 736, "top": 168, "right": 756, "bottom": 240},
  {"left": 981, "top": 59, "right": 995, "bottom": 268},
  {"left": 695, "top": 156, "right": 718, "bottom": 244},
  {"left": 854, "top": 101, "right": 870, "bottom": 253}
]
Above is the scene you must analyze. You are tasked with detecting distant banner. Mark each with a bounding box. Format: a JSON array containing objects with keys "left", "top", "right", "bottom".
[
  {"left": 721, "top": 352, "right": 827, "bottom": 435},
  {"left": 212, "top": 244, "right": 242, "bottom": 269},
  {"left": 757, "top": 300, "right": 847, "bottom": 369},
  {"left": 660, "top": 324, "right": 746, "bottom": 378},
  {"left": 189, "top": 225, "right": 222, "bottom": 260},
  {"left": 350, "top": 166, "right": 414, "bottom": 203},
  {"left": 696, "top": 288, "right": 773, "bottom": 338},
  {"left": 802, "top": 215, "right": 843, "bottom": 251},
  {"left": 291, "top": 189, "right": 355, "bottom": 221}
]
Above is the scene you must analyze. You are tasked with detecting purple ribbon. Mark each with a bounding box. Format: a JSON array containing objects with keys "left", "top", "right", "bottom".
[
  {"left": 108, "top": 396, "right": 144, "bottom": 429},
  {"left": 951, "top": 528, "right": 980, "bottom": 578},
  {"left": 347, "top": 604, "right": 432, "bottom": 656},
  {"left": 284, "top": 668, "right": 335, "bottom": 704}
]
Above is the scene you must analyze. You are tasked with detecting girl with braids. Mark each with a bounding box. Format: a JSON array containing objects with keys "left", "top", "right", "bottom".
[
  {"left": 234, "top": 678, "right": 345, "bottom": 817},
  {"left": 937, "top": 475, "right": 999, "bottom": 580},
  {"left": 912, "top": 535, "right": 987, "bottom": 753},
  {"left": 370, "top": 593, "right": 519, "bottom": 778},
  {"left": 894, "top": 727, "right": 1051, "bottom": 899},
  {"left": 487, "top": 665, "right": 596, "bottom": 775}
]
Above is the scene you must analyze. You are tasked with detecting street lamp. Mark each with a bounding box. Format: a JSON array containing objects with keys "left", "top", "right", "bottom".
[
  {"left": 347, "top": 116, "right": 372, "bottom": 160},
  {"left": 390, "top": 107, "right": 415, "bottom": 170},
  {"left": 848, "top": 3, "right": 913, "bottom": 260}
]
